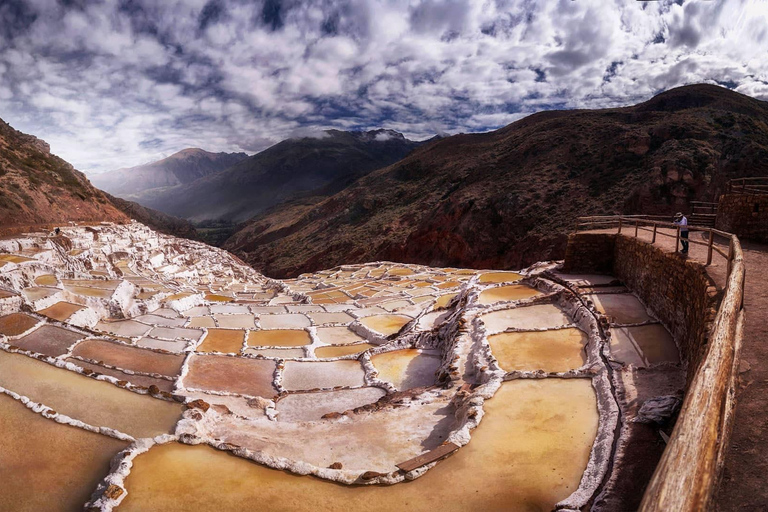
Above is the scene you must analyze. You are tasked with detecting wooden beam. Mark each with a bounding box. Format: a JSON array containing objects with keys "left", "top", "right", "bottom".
[{"left": 396, "top": 442, "right": 460, "bottom": 472}]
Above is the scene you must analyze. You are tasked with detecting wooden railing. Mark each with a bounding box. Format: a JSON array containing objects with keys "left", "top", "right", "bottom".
[
  {"left": 575, "top": 215, "right": 746, "bottom": 511},
  {"left": 728, "top": 177, "right": 768, "bottom": 195},
  {"left": 576, "top": 215, "right": 735, "bottom": 272},
  {"left": 640, "top": 233, "right": 744, "bottom": 511},
  {"left": 691, "top": 201, "right": 718, "bottom": 214}
]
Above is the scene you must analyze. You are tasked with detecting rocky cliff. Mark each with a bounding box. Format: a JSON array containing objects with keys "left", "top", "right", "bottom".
[{"left": 0, "top": 118, "right": 128, "bottom": 226}]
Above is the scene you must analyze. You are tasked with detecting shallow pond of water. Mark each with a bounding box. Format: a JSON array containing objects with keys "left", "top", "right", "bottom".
[
  {"left": 360, "top": 315, "right": 412, "bottom": 336},
  {"left": 477, "top": 284, "right": 541, "bottom": 305},
  {"left": 197, "top": 329, "right": 246, "bottom": 353},
  {"left": 370, "top": 349, "right": 441, "bottom": 390},
  {"left": 488, "top": 328, "right": 587, "bottom": 373},
  {"left": 0, "top": 351, "right": 182, "bottom": 438},
  {"left": 118, "top": 378, "right": 598, "bottom": 512},
  {"left": 0, "top": 394, "right": 129, "bottom": 512}
]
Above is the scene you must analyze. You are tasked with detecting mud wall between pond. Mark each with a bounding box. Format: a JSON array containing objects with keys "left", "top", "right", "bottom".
[
  {"left": 563, "top": 233, "right": 719, "bottom": 382},
  {"left": 716, "top": 193, "right": 768, "bottom": 243}
]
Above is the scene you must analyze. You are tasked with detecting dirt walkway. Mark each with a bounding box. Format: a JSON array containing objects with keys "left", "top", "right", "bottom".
[{"left": 715, "top": 240, "right": 768, "bottom": 510}]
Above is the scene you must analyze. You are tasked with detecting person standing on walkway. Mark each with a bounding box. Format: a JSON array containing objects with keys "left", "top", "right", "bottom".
[{"left": 674, "top": 212, "right": 689, "bottom": 254}]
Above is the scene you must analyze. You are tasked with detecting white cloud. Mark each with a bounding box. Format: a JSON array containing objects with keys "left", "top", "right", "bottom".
[{"left": 0, "top": 0, "right": 765, "bottom": 173}]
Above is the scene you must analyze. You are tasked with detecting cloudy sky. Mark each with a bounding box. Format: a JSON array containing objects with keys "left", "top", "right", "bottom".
[{"left": 0, "top": 0, "right": 767, "bottom": 173}]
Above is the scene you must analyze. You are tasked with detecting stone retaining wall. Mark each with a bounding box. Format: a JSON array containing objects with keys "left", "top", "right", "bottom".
[
  {"left": 716, "top": 193, "right": 768, "bottom": 243},
  {"left": 563, "top": 233, "right": 720, "bottom": 381},
  {"left": 562, "top": 233, "right": 616, "bottom": 274}
]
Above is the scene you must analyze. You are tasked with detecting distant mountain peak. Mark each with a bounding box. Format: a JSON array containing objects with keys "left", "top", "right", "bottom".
[
  {"left": 91, "top": 148, "right": 249, "bottom": 197},
  {"left": 361, "top": 128, "right": 406, "bottom": 142}
]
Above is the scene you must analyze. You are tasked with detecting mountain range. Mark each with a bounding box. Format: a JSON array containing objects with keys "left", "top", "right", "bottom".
[
  {"left": 128, "top": 129, "right": 422, "bottom": 222},
  {"left": 4, "top": 84, "right": 768, "bottom": 279},
  {"left": 222, "top": 84, "right": 768, "bottom": 277},
  {"left": 90, "top": 148, "right": 248, "bottom": 199}
]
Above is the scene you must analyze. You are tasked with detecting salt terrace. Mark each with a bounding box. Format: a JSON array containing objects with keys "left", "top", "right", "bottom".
[{"left": 0, "top": 222, "right": 683, "bottom": 511}]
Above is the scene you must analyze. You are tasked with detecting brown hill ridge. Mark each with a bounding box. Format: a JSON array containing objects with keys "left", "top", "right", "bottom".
[
  {"left": 0, "top": 119, "right": 128, "bottom": 226},
  {"left": 0, "top": 118, "right": 199, "bottom": 240},
  {"left": 224, "top": 84, "right": 768, "bottom": 278}
]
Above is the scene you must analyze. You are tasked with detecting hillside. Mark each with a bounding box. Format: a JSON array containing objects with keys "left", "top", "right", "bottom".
[
  {"left": 0, "top": 118, "right": 128, "bottom": 226},
  {"left": 90, "top": 148, "right": 247, "bottom": 198},
  {"left": 104, "top": 193, "right": 198, "bottom": 240},
  {"left": 223, "top": 84, "right": 768, "bottom": 278},
  {"left": 135, "top": 129, "right": 422, "bottom": 222}
]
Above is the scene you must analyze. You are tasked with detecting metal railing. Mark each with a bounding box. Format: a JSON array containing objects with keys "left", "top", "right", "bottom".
[
  {"left": 728, "top": 177, "right": 768, "bottom": 195},
  {"left": 576, "top": 215, "right": 735, "bottom": 274},
  {"left": 574, "top": 215, "right": 746, "bottom": 511}
]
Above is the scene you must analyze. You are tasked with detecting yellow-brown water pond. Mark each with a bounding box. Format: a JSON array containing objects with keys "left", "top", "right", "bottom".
[
  {"left": 118, "top": 378, "right": 599, "bottom": 512},
  {"left": 0, "top": 351, "right": 182, "bottom": 438},
  {"left": 489, "top": 328, "right": 588, "bottom": 372},
  {"left": 0, "top": 394, "right": 129, "bottom": 512}
]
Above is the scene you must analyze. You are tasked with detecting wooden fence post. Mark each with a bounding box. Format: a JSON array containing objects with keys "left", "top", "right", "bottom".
[
  {"left": 652, "top": 223, "right": 657, "bottom": 244},
  {"left": 635, "top": 220, "right": 639, "bottom": 237},
  {"left": 618, "top": 218, "right": 623, "bottom": 234},
  {"left": 707, "top": 230, "right": 714, "bottom": 266},
  {"left": 727, "top": 238, "right": 733, "bottom": 281},
  {"left": 676, "top": 225, "right": 680, "bottom": 253}
]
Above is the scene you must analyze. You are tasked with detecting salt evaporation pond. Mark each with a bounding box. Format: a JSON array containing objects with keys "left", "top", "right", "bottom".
[{"left": 0, "top": 222, "right": 683, "bottom": 511}]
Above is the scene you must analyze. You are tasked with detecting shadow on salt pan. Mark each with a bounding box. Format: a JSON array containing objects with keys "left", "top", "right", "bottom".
[
  {"left": 371, "top": 350, "right": 441, "bottom": 390},
  {"left": 275, "top": 387, "right": 386, "bottom": 422},
  {"left": 282, "top": 360, "right": 365, "bottom": 390},
  {"left": 610, "top": 324, "right": 680, "bottom": 367},
  {"left": 587, "top": 294, "right": 652, "bottom": 325}
]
